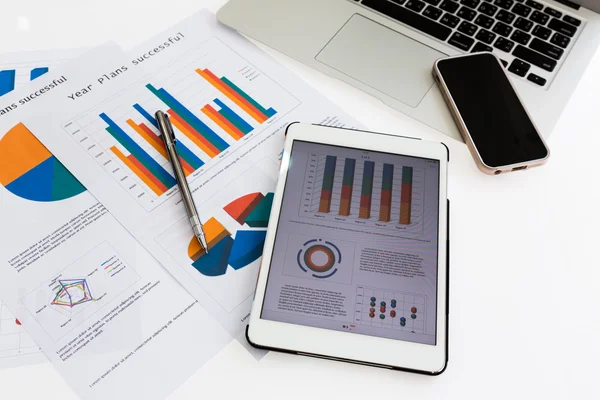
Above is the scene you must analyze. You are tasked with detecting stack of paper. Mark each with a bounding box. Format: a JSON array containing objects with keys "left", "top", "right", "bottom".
[{"left": 0, "top": 10, "right": 362, "bottom": 399}]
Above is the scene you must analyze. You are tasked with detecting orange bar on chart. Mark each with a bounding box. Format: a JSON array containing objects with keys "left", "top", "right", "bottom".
[
  {"left": 168, "top": 110, "right": 220, "bottom": 158},
  {"left": 201, "top": 104, "right": 245, "bottom": 140},
  {"left": 111, "top": 146, "right": 166, "bottom": 196},
  {"left": 126, "top": 119, "right": 169, "bottom": 159},
  {"left": 196, "top": 69, "right": 268, "bottom": 123}
]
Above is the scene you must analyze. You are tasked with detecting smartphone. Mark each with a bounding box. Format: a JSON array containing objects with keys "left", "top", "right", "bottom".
[{"left": 433, "top": 52, "right": 549, "bottom": 175}]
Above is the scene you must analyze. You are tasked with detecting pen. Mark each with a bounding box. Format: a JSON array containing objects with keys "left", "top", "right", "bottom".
[{"left": 155, "top": 110, "right": 209, "bottom": 253}]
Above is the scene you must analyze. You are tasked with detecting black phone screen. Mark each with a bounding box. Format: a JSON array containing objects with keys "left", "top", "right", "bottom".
[{"left": 437, "top": 53, "right": 548, "bottom": 168}]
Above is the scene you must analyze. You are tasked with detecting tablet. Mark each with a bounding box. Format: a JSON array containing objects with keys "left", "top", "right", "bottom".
[{"left": 248, "top": 123, "right": 449, "bottom": 374}]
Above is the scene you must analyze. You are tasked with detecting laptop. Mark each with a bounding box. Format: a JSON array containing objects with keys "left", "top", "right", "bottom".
[{"left": 218, "top": 0, "right": 600, "bottom": 141}]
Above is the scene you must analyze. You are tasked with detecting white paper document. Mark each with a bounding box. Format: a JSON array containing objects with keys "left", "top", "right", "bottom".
[
  {"left": 0, "top": 48, "right": 87, "bottom": 369},
  {"left": 0, "top": 45, "right": 231, "bottom": 399},
  {"left": 20, "top": 10, "right": 363, "bottom": 355}
]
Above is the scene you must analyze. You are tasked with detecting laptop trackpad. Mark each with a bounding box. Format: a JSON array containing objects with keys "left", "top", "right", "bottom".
[{"left": 316, "top": 14, "right": 447, "bottom": 108}]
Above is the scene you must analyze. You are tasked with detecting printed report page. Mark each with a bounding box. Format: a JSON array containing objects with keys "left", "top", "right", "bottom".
[
  {"left": 261, "top": 141, "right": 441, "bottom": 345},
  {"left": 0, "top": 45, "right": 231, "bottom": 400}
]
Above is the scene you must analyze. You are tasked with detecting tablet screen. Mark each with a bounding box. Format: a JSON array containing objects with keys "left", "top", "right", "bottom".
[{"left": 261, "top": 140, "right": 441, "bottom": 345}]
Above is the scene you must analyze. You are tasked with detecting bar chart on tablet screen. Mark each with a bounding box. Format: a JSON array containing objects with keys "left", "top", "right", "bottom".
[
  {"left": 300, "top": 153, "right": 426, "bottom": 234},
  {"left": 62, "top": 38, "right": 301, "bottom": 211}
]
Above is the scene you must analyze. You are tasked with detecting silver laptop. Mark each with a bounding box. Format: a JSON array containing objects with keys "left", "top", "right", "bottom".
[{"left": 218, "top": 0, "right": 600, "bottom": 141}]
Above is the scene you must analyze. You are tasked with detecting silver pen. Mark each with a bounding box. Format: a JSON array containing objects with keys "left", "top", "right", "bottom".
[{"left": 155, "top": 110, "right": 209, "bottom": 253}]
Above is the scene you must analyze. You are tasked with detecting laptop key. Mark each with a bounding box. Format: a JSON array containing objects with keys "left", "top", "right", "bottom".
[
  {"left": 492, "top": 21, "right": 513, "bottom": 36},
  {"left": 527, "top": 73, "right": 547, "bottom": 86},
  {"left": 562, "top": 15, "right": 581, "bottom": 27},
  {"left": 478, "top": 2, "right": 498, "bottom": 16},
  {"left": 508, "top": 58, "right": 531, "bottom": 76},
  {"left": 525, "top": 0, "right": 543, "bottom": 10},
  {"left": 472, "top": 42, "right": 494, "bottom": 52},
  {"left": 476, "top": 28, "right": 496, "bottom": 44},
  {"left": 512, "top": 4, "right": 531, "bottom": 17},
  {"left": 550, "top": 32, "right": 570, "bottom": 48},
  {"left": 423, "top": 0, "right": 442, "bottom": 5},
  {"left": 361, "top": 0, "right": 453, "bottom": 41},
  {"left": 440, "top": 13, "right": 461, "bottom": 27},
  {"left": 423, "top": 5, "right": 444, "bottom": 20},
  {"left": 494, "top": 36, "right": 515, "bottom": 52},
  {"left": 548, "top": 18, "right": 577, "bottom": 37},
  {"left": 513, "top": 45, "right": 557, "bottom": 71},
  {"left": 406, "top": 0, "right": 427, "bottom": 12},
  {"left": 475, "top": 14, "right": 494, "bottom": 29},
  {"left": 511, "top": 29, "right": 531, "bottom": 45},
  {"left": 448, "top": 32, "right": 475, "bottom": 50},
  {"left": 544, "top": 7, "right": 561, "bottom": 18},
  {"left": 532, "top": 25, "right": 551, "bottom": 40},
  {"left": 460, "top": 0, "right": 480, "bottom": 8},
  {"left": 496, "top": 10, "right": 516, "bottom": 24},
  {"left": 514, "top": 17, "right": 533, "bottom": 32},
  {"left": 391, "top": 0, "right": 407, "bottom": 4},
  {"left": 458, "top": 21, "right": 478, "bottom": 35},
  {"left": 440, "top": 0, "right": 460, "bottom": 12},
  {"left": 529, "top": 38, "right": 564, "bottom": 59},
  {"left": 493, "top": 0, "right": 513, "bottom": 9},
  {"left": 530, "top": 11, "right": 549, "bottom": 25},
  {"left": 458, "top": 6, "right": 477, "bottom": 20}
]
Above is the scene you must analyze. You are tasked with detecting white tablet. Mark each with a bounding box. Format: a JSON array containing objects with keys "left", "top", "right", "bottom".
[{"left": 248, "top": 123, "right": 449, "bottom": 374}]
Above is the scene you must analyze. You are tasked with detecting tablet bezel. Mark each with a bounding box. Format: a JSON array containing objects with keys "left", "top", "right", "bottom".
[{"left": 248, "top": 123, "right": 449, "bottom": 374}]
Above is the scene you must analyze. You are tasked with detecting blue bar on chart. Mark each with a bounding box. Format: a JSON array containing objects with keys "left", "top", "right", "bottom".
[
  {"left": 133, "top": 103, "right": 158, "bottom": 128},
  {"left": 30, "top": 67, "right": 49, "bottom": 81},
  {"left": 0, "top": 70, "right": 16, "bottom": 97}
]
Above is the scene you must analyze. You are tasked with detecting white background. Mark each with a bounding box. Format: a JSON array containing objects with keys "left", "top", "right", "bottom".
[{"left": 0, "top": 0, "right": 598, "bottom": 398}]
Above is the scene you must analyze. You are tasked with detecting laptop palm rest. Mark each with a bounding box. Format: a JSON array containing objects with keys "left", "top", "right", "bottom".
[{"left": 316, "top": 14, "right": 447, "bottom": 108}]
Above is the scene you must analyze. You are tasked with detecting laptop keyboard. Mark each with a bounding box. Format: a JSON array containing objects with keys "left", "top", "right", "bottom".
[{"left": 356, "top": 0, "right": 585, "bottom": 89}]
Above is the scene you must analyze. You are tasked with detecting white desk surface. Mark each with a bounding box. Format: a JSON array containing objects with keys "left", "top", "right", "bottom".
[{"left": 1, "top": 0, "right": 598, "bottom": 398}]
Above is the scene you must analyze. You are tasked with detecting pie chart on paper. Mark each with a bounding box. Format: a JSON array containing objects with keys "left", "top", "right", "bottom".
[{"left": 0, "top": 123, "right": 85, "bottom": 202}]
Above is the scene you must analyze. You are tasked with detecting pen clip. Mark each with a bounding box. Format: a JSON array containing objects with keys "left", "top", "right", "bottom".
[{"left": 156, "top": 110, "right": 177, "bottom": 145}]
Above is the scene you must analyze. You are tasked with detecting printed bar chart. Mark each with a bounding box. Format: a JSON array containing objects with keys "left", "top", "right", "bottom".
[
  {"left": 339, "top": 159, "right": 356, "bottom": 216},
  {"left": 359, "top": 161, "right": 375, "bottom": 219},
  {"left": 0, "top": 70, "right": 16, "bottom": 97},
  {"left": 379, "top": 163, "right": 394, "bottom": 222},
  {"left": 100, "top": 113, "right": 177, "bottom": 194},
  {"left": 62, "top": 37, "right": 302, "bottom": 211},
  {"left": 400, "top": 166, "right": 413, "bottom": 225},
  {"left": 302, "top": 153, "right": 425, "bottom": 233},
  {"left": 196, "top": 68, "right": 277, "bottom": 123},
  {"left": 318, "top": 155, "right": 337, "bottom": 213}
]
